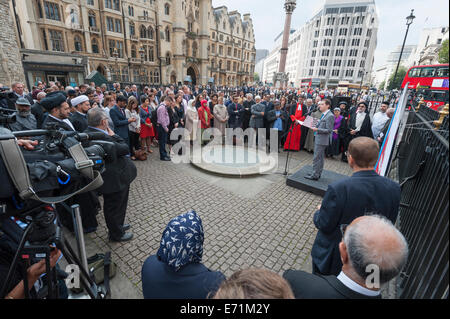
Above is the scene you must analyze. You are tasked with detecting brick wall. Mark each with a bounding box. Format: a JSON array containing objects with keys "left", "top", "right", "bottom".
[{"left": 0, "top": 1, "right": 25, "bottom": 87}]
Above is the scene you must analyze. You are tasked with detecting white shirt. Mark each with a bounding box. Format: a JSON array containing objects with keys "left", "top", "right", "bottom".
[
  {"left": 355, "top": 111, "right": 366, "bottom": 132},
  {"left": 48, "top": 114, "right": 75, "bottom": 131},
  {"left": 371, "top": 112, "right": 389, "bottom": 138},
  {"left": 337, "top": 271, "right": 380, "bottom": 297}
]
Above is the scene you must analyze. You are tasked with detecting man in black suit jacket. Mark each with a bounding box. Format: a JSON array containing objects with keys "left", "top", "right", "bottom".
[
  {"left": 85, "top": 107, "right": 137, "bottom": 242},
  {"left": 311, "top": 137, "right": 401, "bottom": 276},
  {"left": 69, "top": 95, "right": 90, "bottom": 132},
  {"left": 41, "top": 91, "right": 76, "bottom": 131},
  {"left": 284, "top": 215, "right": 408, "bottom": 299}
]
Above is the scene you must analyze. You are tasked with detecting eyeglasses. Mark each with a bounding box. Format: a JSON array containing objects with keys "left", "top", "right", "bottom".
[{"left": 340, "top": 224, "right": 348, "bottom": 237}]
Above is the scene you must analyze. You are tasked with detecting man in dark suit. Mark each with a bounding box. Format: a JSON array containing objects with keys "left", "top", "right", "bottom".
[
  {"left": 69, "top": 95, "right": 90, "bottom": 132},
  {"left": 109, "top": 95, "right": 136, "bottom": 145},
  {"left": 284, "top": 215, "right": 408, "bottom": 298},
  {"left": 85, "top": 107, "right": 137, "bottom": 242},
  {"left": 31, "top": 91, "right": 47, "bottom": 129},
  {"left": 311, "top": 137, "right": 401, "bottom": 276},
  {"left": 227, "top": 95, "right": 244, "bottom": 129}
]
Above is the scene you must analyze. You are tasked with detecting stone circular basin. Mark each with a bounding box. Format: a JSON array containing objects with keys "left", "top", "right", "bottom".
[{"left": 190, "top": 144, "right": 277, "bottom": 176}]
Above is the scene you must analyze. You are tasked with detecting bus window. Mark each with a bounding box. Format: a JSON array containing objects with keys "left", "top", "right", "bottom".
[
  {"left": 419, "top": 67, "right": 435, "bottom": 77},
  {"left": 409, "top": 68, "right": 421, "bottom": 77},
  {"left": 430, "top": 91, "right": 448, "bottom": 102},
  {"left": 436, "top": 67, "right": 449, "bottom": 77}
]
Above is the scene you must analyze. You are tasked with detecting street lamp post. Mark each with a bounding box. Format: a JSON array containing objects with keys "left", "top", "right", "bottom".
[
  {"left": 392, "top": 9, "right": 415, "bottom": 91},
  {"left": 112, "top": 47, "right": 119, "bottom": 82},
  {"left": 139, "top": 46, "right": 145, "bottom": 90}
]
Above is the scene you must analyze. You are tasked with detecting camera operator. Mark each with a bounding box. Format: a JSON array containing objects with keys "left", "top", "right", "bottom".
[
  {"left": 85, "top": 107, "right": 137, "bottom": 242},
  {"left": 0, "top": 245, "right": 61, "bottom": 299}
]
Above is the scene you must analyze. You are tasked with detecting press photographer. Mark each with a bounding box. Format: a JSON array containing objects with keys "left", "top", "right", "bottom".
[{"left": 84, "top": 107, "right": 137, "bottom": 242}]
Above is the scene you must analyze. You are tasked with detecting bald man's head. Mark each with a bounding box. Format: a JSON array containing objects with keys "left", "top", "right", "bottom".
[
  {"left": 342, "top": 215, "right": 408, "bottom": 285},
  {"left": 348, "top": 137, "right": 380, "bottom": 169}
]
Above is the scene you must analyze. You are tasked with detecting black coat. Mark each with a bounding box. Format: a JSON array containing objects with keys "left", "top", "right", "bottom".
[
  {"left": 69, "top": 112, "right": 88, "bottom": 132},
  {"left": 348, "top": 112, "right": 373, "bottom": 139},
  {"left": 31, "top": 102, "right": 46, "bottom": 129},
  {"left": 242, "top": 100, "right": 255, "bottom": 130},
  {"left": 283, "top": 270, "right": 381, "bottom": 299},
  {"left": 311, "top": 170, "right": 401, "bottom": 275},
  {"left": 43, "top": 115, "right": 74, "bottom": 131},
  {"left": 3, "top": 92, "right": 34, "bottom": 110},
  {"left": 84, "top": 127, "right": 137, "bottom": 194}
]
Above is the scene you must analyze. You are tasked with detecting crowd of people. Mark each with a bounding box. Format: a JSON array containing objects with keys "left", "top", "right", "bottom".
[
  {"left": 0, "top": 80, "right": 406, "bottom": 300},
  {"left": 1, "top": 81, "right": 393, "bottom": 162}
]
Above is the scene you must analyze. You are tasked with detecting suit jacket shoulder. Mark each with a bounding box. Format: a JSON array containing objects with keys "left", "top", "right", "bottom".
[{"left": 283, "top": 270, "right": 381, "bottom": 299}]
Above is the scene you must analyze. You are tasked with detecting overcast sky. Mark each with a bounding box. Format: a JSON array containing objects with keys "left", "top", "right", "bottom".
[{"left": 212, "top": 0, "right": 449, "bottom": 69}]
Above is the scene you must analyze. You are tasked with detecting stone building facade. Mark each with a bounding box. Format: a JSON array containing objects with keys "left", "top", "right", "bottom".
[
  {"left": 0, "top": 1, "right": 25, "bottom": 87},
  {"left": 9, "top": 0, "right": 255, "bottom": 88}
]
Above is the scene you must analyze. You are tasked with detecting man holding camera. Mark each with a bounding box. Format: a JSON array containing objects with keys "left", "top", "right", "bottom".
[{"left": 85, "top": 107, "right": 137, "bottom": 242}]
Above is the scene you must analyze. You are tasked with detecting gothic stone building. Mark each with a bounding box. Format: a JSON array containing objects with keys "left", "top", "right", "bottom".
[{"left": 9, "top": 0, "right": 255, "bottom": 88}]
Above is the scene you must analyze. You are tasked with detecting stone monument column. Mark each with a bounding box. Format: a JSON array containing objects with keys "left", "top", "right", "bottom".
[{"left": 273, "top": 0, "right": 296, "bottom": 88}]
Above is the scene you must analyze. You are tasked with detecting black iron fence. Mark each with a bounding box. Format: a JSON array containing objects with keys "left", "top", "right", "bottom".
[{"left": 390, "top": 105, "right": 449, "bottom": 299}]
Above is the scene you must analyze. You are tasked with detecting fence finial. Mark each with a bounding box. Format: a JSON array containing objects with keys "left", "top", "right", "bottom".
[
  {"left": 415, "top": 97, "right": 425, "bottom": 112},
  {"left": 434, "top": 104, "right": 449, "bottom": 130}
]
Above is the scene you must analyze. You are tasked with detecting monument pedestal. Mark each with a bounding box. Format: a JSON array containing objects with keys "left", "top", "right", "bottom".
[{"left": 286, "top": 165, "right": 348, "bottom": 197}]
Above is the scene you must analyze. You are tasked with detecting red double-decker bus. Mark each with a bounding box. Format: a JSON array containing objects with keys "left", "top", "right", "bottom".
[{"left": 401, "top": 64, "right": 449, "bottom": 110}]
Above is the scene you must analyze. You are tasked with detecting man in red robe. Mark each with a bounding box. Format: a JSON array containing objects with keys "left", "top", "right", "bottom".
[{"left": 284, "top": 101, "right": 306, "bottom": 151}]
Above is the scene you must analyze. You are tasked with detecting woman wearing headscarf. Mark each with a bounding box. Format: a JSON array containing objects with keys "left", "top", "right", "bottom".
[
  {"left": 213, "top": 96, "right": 229, "bottom": 140},
  {"left": 141, "top": 210, "right": 225, "bottom": 299},
  {"left": 185, "top": 99, "right": 199, "bottom": 142}
]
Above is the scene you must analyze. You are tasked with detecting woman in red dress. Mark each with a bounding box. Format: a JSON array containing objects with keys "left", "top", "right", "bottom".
[
  {"left": 139, "top": 96, "right": 155, "bottom": 153},
  {"left": 284, "top": 102, "right": 305, "bottom": 151}
]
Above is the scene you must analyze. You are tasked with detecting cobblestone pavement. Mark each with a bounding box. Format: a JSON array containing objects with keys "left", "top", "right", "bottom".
[{"left": 86, "top": 147, "right": 352, "bottom": 297}]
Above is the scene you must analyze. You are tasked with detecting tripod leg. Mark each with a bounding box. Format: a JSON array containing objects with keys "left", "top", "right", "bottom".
[{"left": 57, "top": 237, "right": 98, "bottom": 299}]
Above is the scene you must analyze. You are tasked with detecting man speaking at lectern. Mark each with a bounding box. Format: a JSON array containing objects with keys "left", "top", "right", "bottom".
[{"left": 305, "top": 99, "right": 334, "bottom": 181}]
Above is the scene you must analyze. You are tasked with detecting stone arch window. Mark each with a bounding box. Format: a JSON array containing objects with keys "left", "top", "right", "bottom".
[
  {"left": 223, "top": 21, "right": 226, "bottom": 29},
  {"left": 164, "top": 3, "right": 170, "bottom": 15},
  {"left": 74, "top": 35, "right": 83, "bottom": 52},
  {"left": 148, "top": 26, "right": 154, "bottom": 39},
  {"left": 153, "top": 70, "right": 160, "bottom": 84},
  {"left": 140, "top": 25, "right": 147, "bottom": 38},
  {"left": 92, "top": 38, "right": 99, "bottom": 53},
  {"left": 166, "top": 52, "right": 171, "bottom": 65},
  {"left": 192, "top": 41, "right": 198, "bottom": 57},
  {"left": 212, "top": 32, "right": 215, "bottom": 39},
  {"left": 88, "top": 11, "right": 96, "bottom": 27},
  {"left": 131, "top": 45, "right": 136, "bottom": 58},
  {"left": 129, "top": 22, "right": 135, "bottom": 36},
  {"left": 165, "top": 26, "right": 170, "bottom": 42}
]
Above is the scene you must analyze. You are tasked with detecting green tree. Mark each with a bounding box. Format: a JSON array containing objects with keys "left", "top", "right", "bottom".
[
  {"left": 438, "top": 39, "right": 449, "bottom": 64},
  {"left": 379, "top": 80, "right": 386, "bottom": 90},
  {"left": 387, "top": 66, "right": 407, "bottom": 91},
  {"left": 254, "top": 72, "right": 260, "bottom": 82}
]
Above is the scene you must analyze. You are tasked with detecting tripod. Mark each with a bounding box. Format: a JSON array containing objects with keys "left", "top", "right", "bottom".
[{"left": 0, "top": 205, "right": 103, "bottom": 299}]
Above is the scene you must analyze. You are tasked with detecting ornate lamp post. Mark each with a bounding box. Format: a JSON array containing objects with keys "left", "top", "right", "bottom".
[
  {"left": 392, "top": 10, "right": 415, "bottom": 90},
  {"left": 112, "top": 47, "right": 119, "bottom": 82},
  {"left": 139, "top": 46, "right": 146, "bottom": 88}
]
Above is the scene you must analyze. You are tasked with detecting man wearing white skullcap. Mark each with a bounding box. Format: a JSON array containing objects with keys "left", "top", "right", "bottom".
[{"left": 69, "top": 95, "right": 91, "bottom": 132}]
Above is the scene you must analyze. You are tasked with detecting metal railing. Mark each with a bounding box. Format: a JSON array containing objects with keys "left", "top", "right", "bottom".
[{"left": 388, "top": 104, "right": 449, "bottom": 299}]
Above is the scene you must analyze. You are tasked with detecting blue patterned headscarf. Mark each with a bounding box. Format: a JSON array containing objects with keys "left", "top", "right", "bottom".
[{"left": 157, "top": 210, "right": 204, "bottom": 271}]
